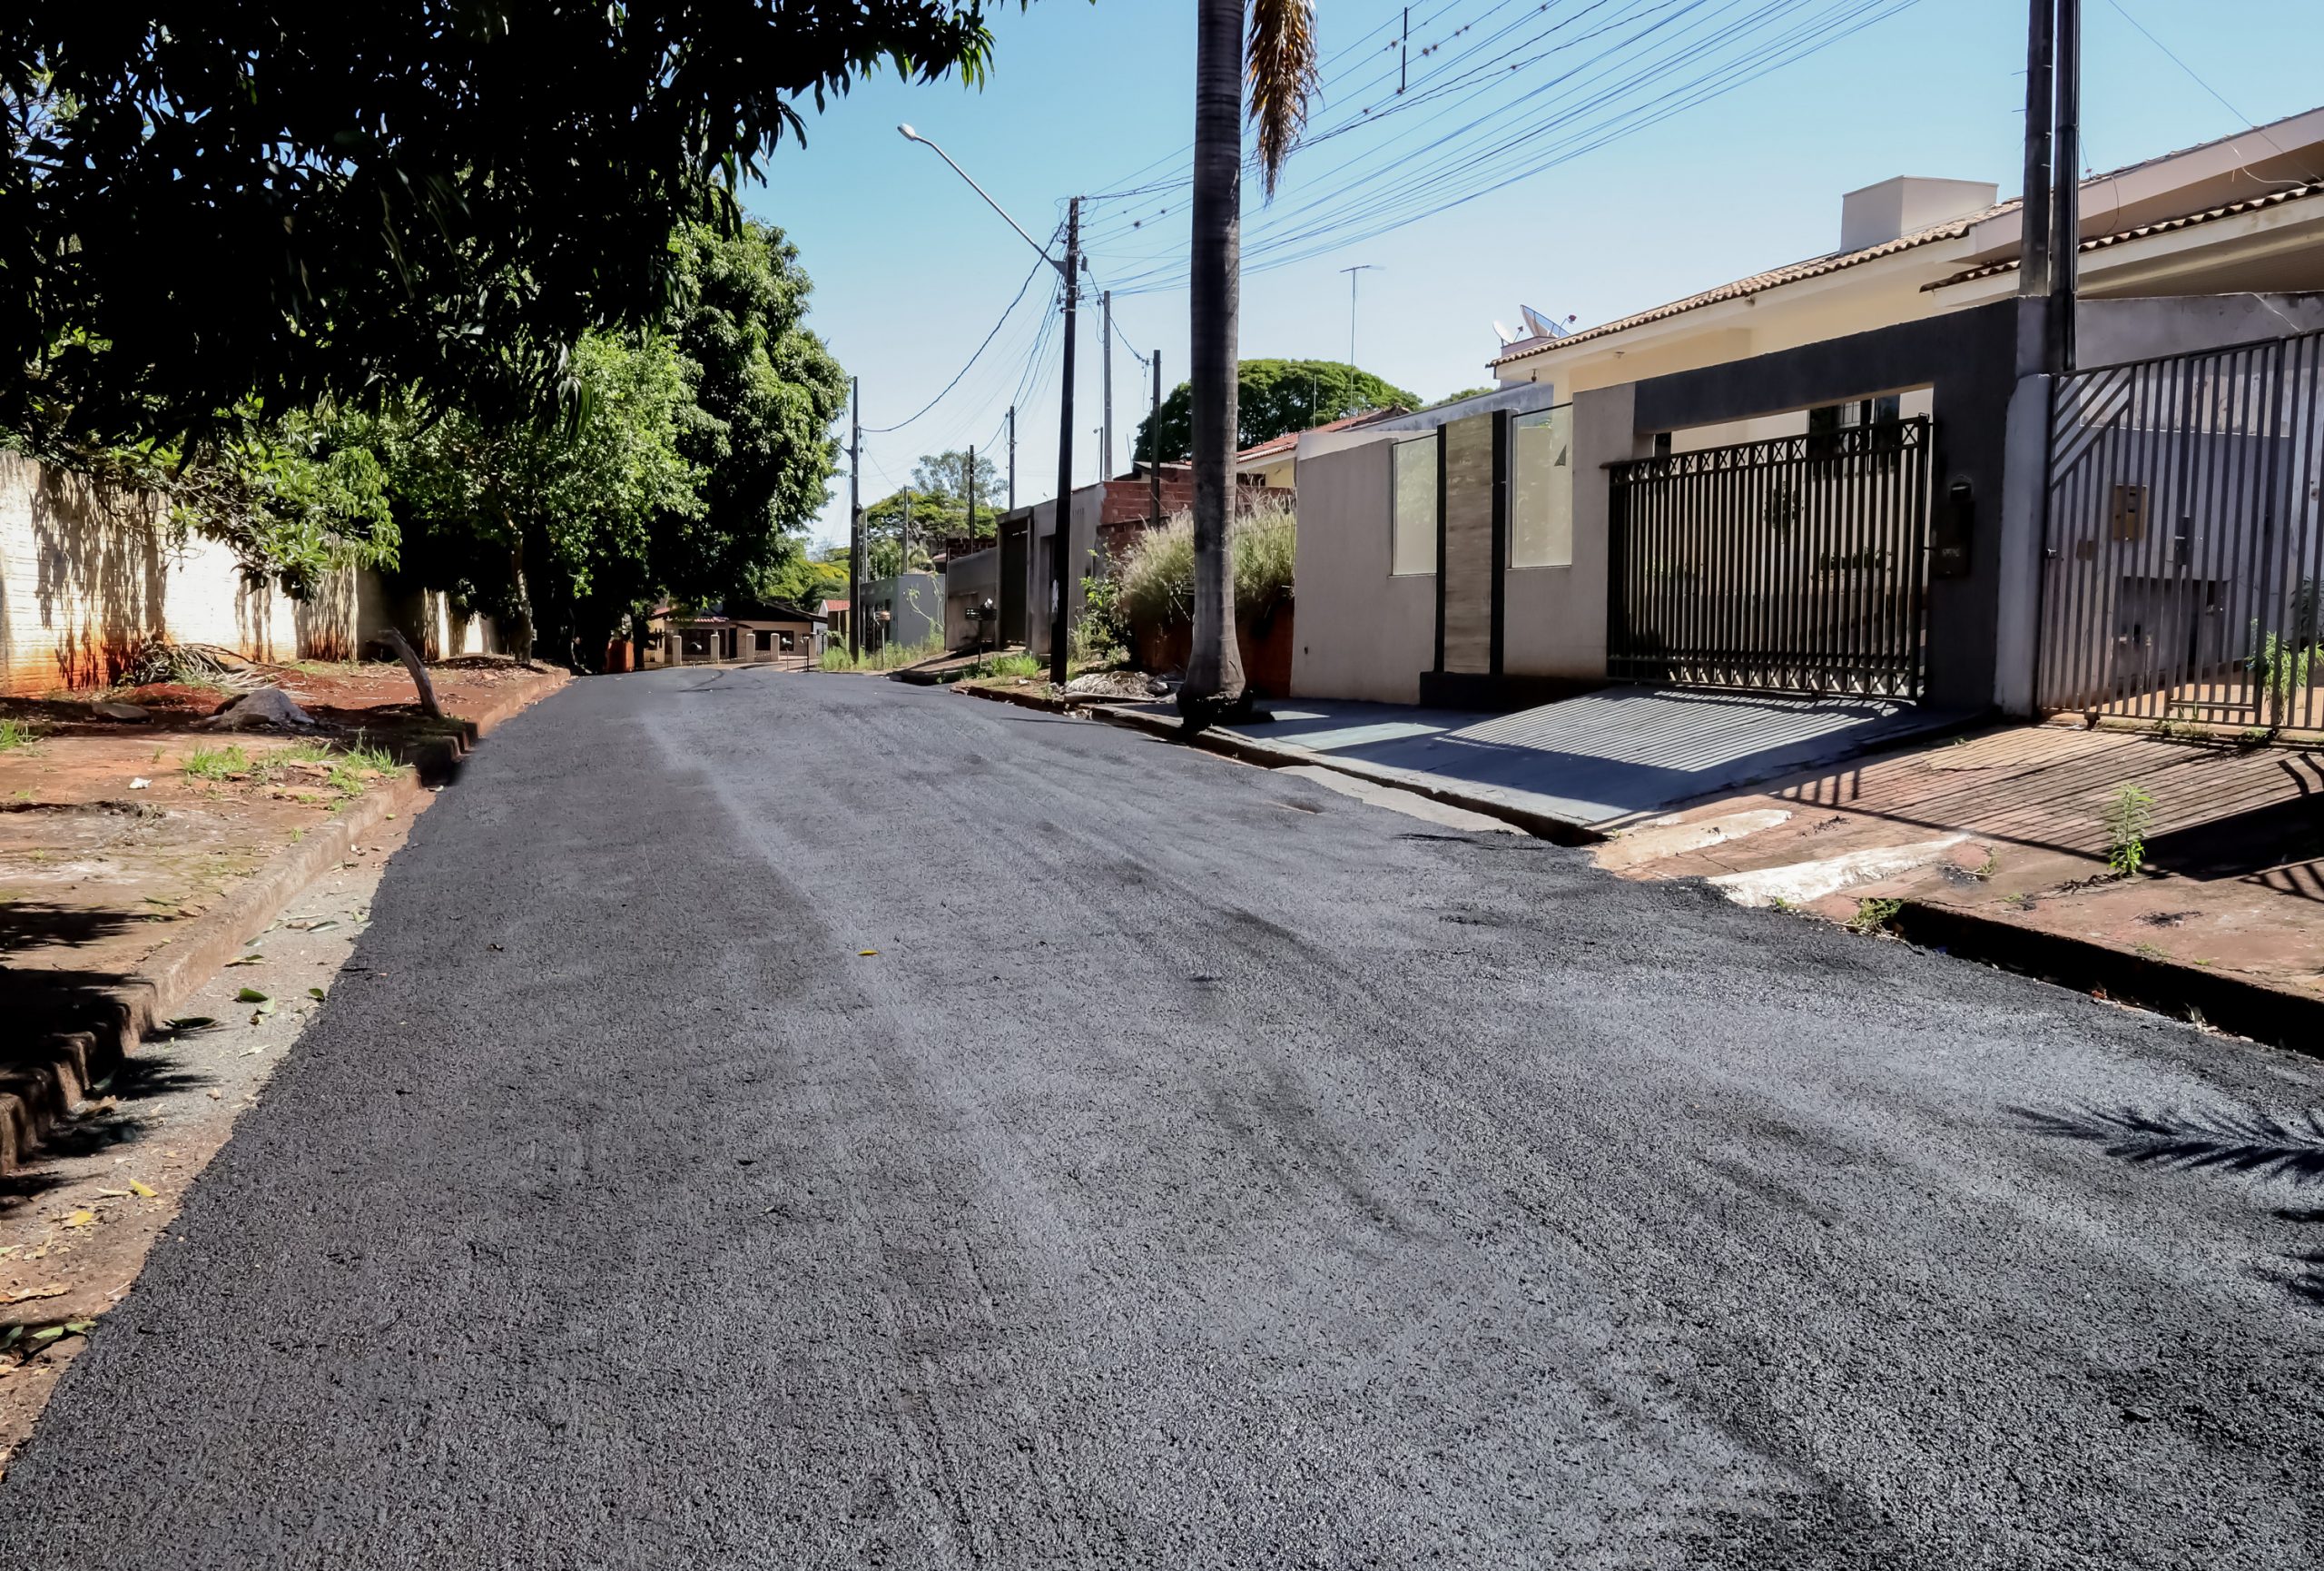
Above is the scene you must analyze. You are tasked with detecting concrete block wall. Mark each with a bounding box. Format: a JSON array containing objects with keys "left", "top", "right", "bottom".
[{"left": 2, "top": 450, "right": 497, "bottom": 696}]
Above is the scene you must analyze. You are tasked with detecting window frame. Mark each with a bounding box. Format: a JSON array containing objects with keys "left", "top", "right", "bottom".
[
  {"left": 1388, "top": 433, "right": 1439, "bottom": 578},
  {"left": 1504, "top": 404, "right": 1576, "bottom": 571}
]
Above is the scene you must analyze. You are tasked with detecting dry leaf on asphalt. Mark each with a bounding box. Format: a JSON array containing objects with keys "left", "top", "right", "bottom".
[
  {"left": 128, "top": 1180, "right": 158, "bottom": 1199},
  {"left": 61, "top": 1210, "right": 95, "bottom": 1229}
]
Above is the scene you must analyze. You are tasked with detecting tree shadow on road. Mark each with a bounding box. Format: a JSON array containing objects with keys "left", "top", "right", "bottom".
[{"left": 2017, "top": 1102, "right": 2324, "bottom": 1304}]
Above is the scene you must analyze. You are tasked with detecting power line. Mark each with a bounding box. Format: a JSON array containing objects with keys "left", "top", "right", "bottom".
[{"left": 861, "top": 243, "right": 1056, "bottom": 434}]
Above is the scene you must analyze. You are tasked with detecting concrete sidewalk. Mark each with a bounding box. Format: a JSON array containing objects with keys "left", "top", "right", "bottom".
[
  {"left": 1594, "top": 721, "right": 2324, "bottom": 1050},
  {"left": 1115, "top": 686, "right": 1971, "bottom": 833}
]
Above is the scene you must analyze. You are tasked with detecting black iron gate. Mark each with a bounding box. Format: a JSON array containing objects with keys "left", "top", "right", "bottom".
[
  {"left": 1607, "top": 417, "right": 1932, "bottom": 699},
  {"left": 2037, "top": 331, "right": 2324, "bottom": 726}
]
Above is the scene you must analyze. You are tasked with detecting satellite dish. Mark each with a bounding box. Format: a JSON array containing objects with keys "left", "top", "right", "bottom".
[
  {"left": 1521, "top": 304, "right": 1573, "bottom": 340},
  {"left": 1492, "top": 320, "right": 1517, "bottom": 345}
]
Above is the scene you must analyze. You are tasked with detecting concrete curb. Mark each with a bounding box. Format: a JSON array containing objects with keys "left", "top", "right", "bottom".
[
  {"left": 1886, "top": 897, "right": 2324, "bottom": 1060},
  {"left": 0, "top": 673, "right": 565, "bottom": 1172}
]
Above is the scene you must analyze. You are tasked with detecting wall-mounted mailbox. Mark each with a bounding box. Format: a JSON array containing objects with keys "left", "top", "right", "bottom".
[{"left": 1931, "top": 476, "right": 1974, "bottom": 579}]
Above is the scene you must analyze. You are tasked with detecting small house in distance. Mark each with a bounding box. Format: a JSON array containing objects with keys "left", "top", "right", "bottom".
[{"left": 640, "top": 602, "right": 826, "bottom": 669}]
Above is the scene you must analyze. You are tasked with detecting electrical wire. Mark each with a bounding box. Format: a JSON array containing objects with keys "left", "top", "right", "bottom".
[{"left": 861, "top": 243, "right": 1057, "bottom": 434}]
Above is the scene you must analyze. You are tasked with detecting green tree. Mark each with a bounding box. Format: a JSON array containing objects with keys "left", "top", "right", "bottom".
[
  {"left": 661, "top": 220, "right": 848, "bottom": 608},
  {"left": 1134, "top": 359, "right": 1413, "bottom": 466},
  {"left": 384, "top": 331, "right": 704, "bottom": 667},
  {"left": 910, "top": 450, "right": 1002, "bottom": 505},
  {"left": 3, "top": 3, "right": 1005, "bottom": 447}
]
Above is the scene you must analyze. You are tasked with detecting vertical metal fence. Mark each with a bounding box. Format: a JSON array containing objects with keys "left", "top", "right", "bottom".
[
  {"left": 2038, "top": 331, "right": 2324, "bottom": 728},
  {"left": 1607, "top": 418, "right": 1932, "bottom": 699}
]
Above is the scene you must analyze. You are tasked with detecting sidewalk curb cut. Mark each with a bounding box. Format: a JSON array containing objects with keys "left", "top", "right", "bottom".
[
  {"left": 0, "top": 673, "right": 565, "bottom": 1173},
  {"left": 954, "top": 682, "right": 1605, "bottom": 845}
]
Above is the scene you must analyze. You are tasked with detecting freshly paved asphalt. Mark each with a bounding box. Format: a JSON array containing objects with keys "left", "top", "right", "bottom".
[{"left": 3, "top": 667, "right": 2319, "bottom": 1568}]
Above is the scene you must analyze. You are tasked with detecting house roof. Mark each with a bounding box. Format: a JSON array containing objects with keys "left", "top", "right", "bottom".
[
  {"left": 1489, "top": 106, "right": 2324, "bottom": 373},
  {"left": 1923, "top": 181, "right": 2324, "bottom": 291},
  {"left": 1487, "top": 201, "right": 2015, "bottom": 369},
  {"left": 1236, "top": 408, "right": 1411, "bottom": 464}
]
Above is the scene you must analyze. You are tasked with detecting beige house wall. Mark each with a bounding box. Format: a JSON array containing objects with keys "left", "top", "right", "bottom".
[
  {"left": 1288, "top": 440, "right": 1433, "bottom": 705},
  {"left": 2, "top": 450, "right": 497, "bottom": 697}
]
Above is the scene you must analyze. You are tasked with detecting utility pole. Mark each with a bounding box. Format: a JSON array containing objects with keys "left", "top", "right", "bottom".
[
  {"left": 901, "top": 486, "right": 911, "bottom": 578},
  {"left": 1007, "top": 405, "right": 1017, "bottom": 510},
  {"left": 1101, "top": 290, "right": 1114, "bottom": 484},
  {"left": 2019, "top": 0, "right": 2054, "bottom": 316},
  {"left": 964, "top": 446, "right": 976, "bottom": 602},
  {"left": 1400, "top": 7, "right": 1409, "bottom": 94},
  {"left": 1149, "top": 350, "right": 1164, "bottom": 530},
  {"left": 1339, "top": 263, "right": 1380, "bottom": 366},
  {"left": 2049, "top": 0, "right": 2082, "bottom": 374},
  {"left": 1049, "top": 197, "right": 1081, "bottom": 687},
  {"left": 848, "top": 376, "right": 862, "bottom": 659}
]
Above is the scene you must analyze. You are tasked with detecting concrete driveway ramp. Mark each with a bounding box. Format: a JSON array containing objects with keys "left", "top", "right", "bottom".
[{"left": 1236, "top": 687, "right": 1969, "bottom": 832}]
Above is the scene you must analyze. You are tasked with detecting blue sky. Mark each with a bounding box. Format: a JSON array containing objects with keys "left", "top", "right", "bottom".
[{"left": 746, "top": 0, "right": 2322, "bottom": 550}]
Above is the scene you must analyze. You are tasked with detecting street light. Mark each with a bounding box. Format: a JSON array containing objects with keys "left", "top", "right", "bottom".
[{"left": 900, "top": 124, "right": 1082, "bottom": 688}]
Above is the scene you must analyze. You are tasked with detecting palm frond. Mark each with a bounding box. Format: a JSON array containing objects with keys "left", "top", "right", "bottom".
[
  {"left": 1246, "top": 0, "right": 1319, "bottom": 198},
  {"left": 2016, "top": 1102, "right": 2324, "bottom": 1184}
]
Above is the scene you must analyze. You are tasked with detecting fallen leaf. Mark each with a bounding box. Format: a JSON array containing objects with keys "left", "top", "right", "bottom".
[
  {"left": 96, "top": 1187, "right": 131, "bottom": 1198},
  {"left": 858, "top": 950, "right": 879, "bottom": 957},
  {"left": 62, "top": 1210, "right": 95, "bottom": 1229},
  {"left": 1, "top": 1285, "right": 65, "bottom": 1306},
  {"left": 307, "top": 986, "right": 326, "bottom": 1000},
  {"left": 63, "top": 1320, "right": 94, "bottom": 1334},
  {"left": 128, "top": 1180, "right": 157, "bottom": 1198},
  {"left": 165, "top": 1016, "right": 218, "bottom": 1032},
  {"left": 225, "top": 953, "right": 265, "bottom": 967},
  {"left": 233, "top": 987, "right": 270, "bottom": 1003}
]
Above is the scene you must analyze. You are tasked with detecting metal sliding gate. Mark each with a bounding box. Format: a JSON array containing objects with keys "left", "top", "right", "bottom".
[
  {"left": 1607, "top": 418, "right": 1932, "bottom": 699},
  {"left": 2038, "top": 330, "right": 2324, "bottom": 727}
]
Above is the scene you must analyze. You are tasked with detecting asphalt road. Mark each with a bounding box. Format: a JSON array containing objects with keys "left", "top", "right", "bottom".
[{"left": 3, "top": 668, "right": 2319, "bottom": 1568}]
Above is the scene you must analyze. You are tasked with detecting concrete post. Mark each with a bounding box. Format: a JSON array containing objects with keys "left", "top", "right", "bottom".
[{"left": 1993, "top": 370, "right": 2055, "bottom": 716}]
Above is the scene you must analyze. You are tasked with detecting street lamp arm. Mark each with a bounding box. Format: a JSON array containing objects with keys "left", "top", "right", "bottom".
[{"left": 898, "top": 124, "right": 1065, "bottom": 275}]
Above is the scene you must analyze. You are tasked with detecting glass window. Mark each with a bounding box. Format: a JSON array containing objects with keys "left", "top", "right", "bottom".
[
  {"left": 1508, "top": 406, "right": 1573, "bottom": 568},
  {"left": 1390, "top": 435, "right": 1437, "bottom": 577}
]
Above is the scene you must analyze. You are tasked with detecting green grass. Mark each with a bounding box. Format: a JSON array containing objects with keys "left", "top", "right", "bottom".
[
  {"left": 820, "top": 637, "right": 946, "bottom": 674},
  {"left": 0, "top": 717, "right": 40, "bottom": 752},
  {"left": 970, "top": 653, "right": 1041, "bottom": 680},
  {"left": 182, "top": 744, "right": 251, "bottom": 781},
  {"left": 326, "top": 733, "right": 398, "bottom": 793}
]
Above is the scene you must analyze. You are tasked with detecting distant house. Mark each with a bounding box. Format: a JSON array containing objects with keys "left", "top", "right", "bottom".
[
  {"left": 820, "top": 599, "right": 851, "bottom": 646},
  {"left": 1236, "top": 409, "right": 1410, "bottom": 489},
  {"left": 641, "top": 602, "right": 825, "bottom": 669}
]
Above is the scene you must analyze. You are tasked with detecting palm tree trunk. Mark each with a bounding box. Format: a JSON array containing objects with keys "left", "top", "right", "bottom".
[{"left": 1178, "top": 0, "right": 1249, "bottom": 726}]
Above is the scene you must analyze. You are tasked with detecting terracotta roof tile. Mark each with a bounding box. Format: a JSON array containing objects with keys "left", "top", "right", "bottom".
[
  {"left": 1488, "top": 202, "right": 2015, "bottom": 369},
  {"left": 1924, "top": 181, "right": 2324, "bottom": 291}
]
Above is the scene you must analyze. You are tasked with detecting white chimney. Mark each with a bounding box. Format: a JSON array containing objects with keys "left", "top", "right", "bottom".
[{"left": 1839, "top": 176, "right": 1999, "bottom": 252}]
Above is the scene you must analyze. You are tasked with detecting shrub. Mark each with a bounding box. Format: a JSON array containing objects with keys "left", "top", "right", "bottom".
[{"left": 1115, "top": 494, "right": 1296, "bottom": 631}]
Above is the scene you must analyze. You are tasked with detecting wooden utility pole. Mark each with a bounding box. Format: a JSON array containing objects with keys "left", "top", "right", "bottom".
[
  {"left": 1101, "top": 290, "right": 1114, "bottom": 484},
  {"left": 1049, "top": 197, "right": 1081, "bottom": 687},
  {"left": 1007, "top": 405, "right": 1017, "bottom": 510},
  {"left": 965, "top": 446, "right": 977, "bottom": 574},
  {"left": 848, "top": 376, "right": 862, "bottom": 659}
]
